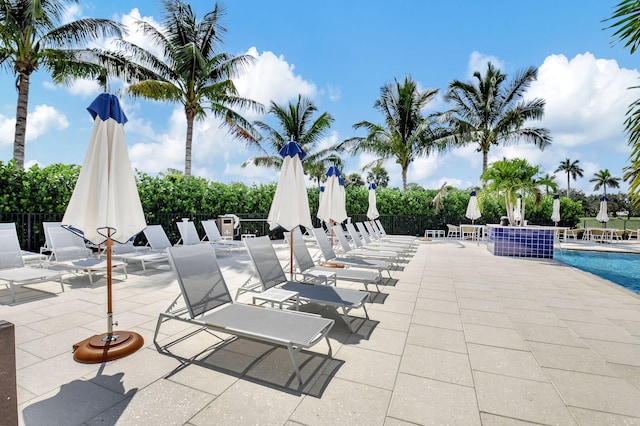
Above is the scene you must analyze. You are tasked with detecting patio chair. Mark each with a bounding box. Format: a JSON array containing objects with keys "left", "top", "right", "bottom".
[
  {"left": 446, "top": 224, "right": 461, "bottom": 239},
  {"left": 356, "top": 222, "right": 414, "bottom": 253},
  {"left": 243, "top": 236, "right": 370, "bottom": 332},
  {"left": 344, "top": 223, "right": 406, "bottom": 260},
  {"left": 142, "top": 224, "right": 174, "bottom": 252},
  {"left": 201, "top": 219, "right": 245, "bottom": 252},
  {"left": 175, "top": 220, "right": 202, "bottom": 246},
  {"left": 332, "top": 225, "right": 400, "bottom": 266},
  {"left": 374, "top": 219, "right": 417, "bottom": 242},
  {"left": 0, "top": 228, "right": 64, "bottom": 302},
  {"left": 41, "top": 221, "right": 63, "bottom": 259},
  {"left": 110, "top": 240, "right": 169, "bottom": 272},
  {"left": 0, "top": 222, "right": 47, "bottom": 265},
  {"left": 155, "top": 243, "right": 334, "bottom": 385},
  {"left": 311, "top": 227, "right": 394, "bottom": 278},
  {"left": 363, "top": 221, "right": 416, "bottom": 248},
  {"left": 47, "top": 226, "right": 127, "bottom": 285},
  {"left": 290, "top": 227, "right": 382, "bottom": 293}
]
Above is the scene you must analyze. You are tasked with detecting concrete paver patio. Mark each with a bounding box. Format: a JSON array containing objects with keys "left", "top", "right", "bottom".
[{"left": 2, "top": 238, "right": 640, "bottom": 425}]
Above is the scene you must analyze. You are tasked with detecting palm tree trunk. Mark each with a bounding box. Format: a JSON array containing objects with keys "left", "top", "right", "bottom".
[
  {"left": 13, "top": 73, "right": 30, "bottom": 169},
  {"left": 566, "top": 173, "right": 570, "bottom": 198},
  {"left": 402, "top": 166, "right": 408, "bottom": 190},
  {"left": 482, "top": 150, "right": 489, "bottom": 172},
  {"left": 185, "top": 116, "right": 194, "bottom": 177}
]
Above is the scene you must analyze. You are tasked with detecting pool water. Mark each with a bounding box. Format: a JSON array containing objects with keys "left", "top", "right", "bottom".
[{"left": 554, "top": 250, "right": 640, "bottom": 295}]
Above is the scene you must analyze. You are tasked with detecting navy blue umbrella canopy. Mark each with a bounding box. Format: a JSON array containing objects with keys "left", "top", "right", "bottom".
[{"left": 367, "top": 182, "right": 380, "bottom": 220}]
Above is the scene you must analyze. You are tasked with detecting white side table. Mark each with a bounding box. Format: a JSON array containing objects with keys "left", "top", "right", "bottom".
[{"left": 252, "top": 288, "right": 299, "bottom": 310}]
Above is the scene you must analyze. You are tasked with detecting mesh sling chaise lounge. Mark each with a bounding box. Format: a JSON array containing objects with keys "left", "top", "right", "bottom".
[
  {"left": 311, "top": 227, "right": 394, "bottom": 278},
  {"left": 154, "top": 243, "right": 334, "bottom": 385},
  {"left": 347, "top": 223, "right": 405, "bottom": 260},
  {"left": 290, "top": 227, "right": 382, "bottom": 294},
  {"left": 355, "top": 222, "right": 415, "bottom": 254},
  {"left": 110, "top": 240, "right": 169, "bottom": 272},
  {"left": 332, "top": 225, "right": 401, "bottom": 266},
  {"left": 0, "top": 222, "right": 47, "bottom": 265},
  {"left": 0, "top": 228, "right": 64, "bottom": 302},
  {"left": 374, "top": 219, "right": 418, "bottom": 243},
  {"left": 143, "top": 224, "right": 174, "bottom": 252},
  {"left": 243, "top": 236, "right": 370, "bottom": 332},
  {"left": 363, "top": 221, "right": 417, "bottom": 248},
  {"left": 201, "top": 219, "right": 245, "bottom": 252},
  {"left": 46, "top": 226, "right": 127, "bottom": 285}
]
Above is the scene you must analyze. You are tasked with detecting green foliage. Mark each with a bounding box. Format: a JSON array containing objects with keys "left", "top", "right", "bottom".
[{"left": 0, "top": 161, "right": 584, "bottom": 234}]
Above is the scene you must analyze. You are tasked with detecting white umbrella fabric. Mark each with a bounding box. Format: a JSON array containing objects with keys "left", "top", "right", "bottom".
[
  {"left": 551, "top": 194, "right": 561, "bottom": 225},
  {"left": 62, "top": 93, "right": 146, "bottom": 362},
  {"left": 465, "top": 190, "right": 481, "bottom": 224},
  {"left": 266, "top": 141, "right": 312, "bottom": 277},
  {"left": 317, "top": 166, "right": 348, "bottom": 225},
  {"left": 596, "top": 196, "right": 609, "bottom": 227},
  {"left": 367, "top": 183, "right": 380, "bottom": 221},
  {"left": 267, "top": 141, "right": 312, "bottom": 232}
]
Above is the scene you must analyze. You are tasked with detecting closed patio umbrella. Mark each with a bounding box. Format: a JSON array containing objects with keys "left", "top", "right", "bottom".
[
  {"left": 551, "top": 194, "right": 561, "bottom": 225},
  {"left": 267, "top": 141, "right": 312, "bottom": 277},
  {"left": 465, "top": 190, "right": 481, "bottom": 224},
  {"left": 317, "top": 166, "right": 348, "bottom": 225},
  {"left": 62, "top": 93, "right": 146, "bottom": 363},
  {"left": 596, "top": 196, "right": 609, "bottom": 227},
  {"left": 367, "top": 183, "right": 380, "bottom": 221}
]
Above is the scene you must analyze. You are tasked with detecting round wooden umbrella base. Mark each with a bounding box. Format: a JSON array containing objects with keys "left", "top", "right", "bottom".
[{"left": 73, "top": 331, "right": 144, "bottom": 363}]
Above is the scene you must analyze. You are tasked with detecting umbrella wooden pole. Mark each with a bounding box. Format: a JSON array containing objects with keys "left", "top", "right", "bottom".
[
  {"left": 290, "top": 230, "right": 294, "bottom": 280},
  {"left": 106, "top": 231, "right": 113, "bottom": 335}
]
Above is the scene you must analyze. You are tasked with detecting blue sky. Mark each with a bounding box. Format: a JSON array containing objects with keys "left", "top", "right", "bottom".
[{"left": 0, "top": 0, "right": 638, "bottom": 194}]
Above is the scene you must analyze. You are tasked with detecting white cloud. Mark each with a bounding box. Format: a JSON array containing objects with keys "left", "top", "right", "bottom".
[
  {"left": 0, "top": 105, "right": 68, "bottom": 147},
  {"left": 234, "top": 47, "right": 317, "bottom": 116},
  {"left": 467, "top": 51, "right": 505, "bottom": 79},
  {"left": 118, "top": 8, "right": 165, "bottom": 59}
]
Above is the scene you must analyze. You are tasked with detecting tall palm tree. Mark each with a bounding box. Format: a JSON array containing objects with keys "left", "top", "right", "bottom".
[
  {"left": 340, "top": 75, "right": 449, "bottom": 190},
  {"left": 590, "top": 169, "right": 621, "bottom": 197},
  {"left": 243, "top": 95, "right": 343, "bottom": 186},
  {"left": 554, "top": 158, "right": 584, "bottom": 198},
  {"left": 604, "top": 1, "right": 640, "bottom": 205},
  {"left": 444, "top": 62, "right": 552, "bottom": 172},
  {"left": 0, "top": 0, "right": 123, "bottom": 168},
  {"left": 119, "top": 0, "right": 262, "bottom": 177}
]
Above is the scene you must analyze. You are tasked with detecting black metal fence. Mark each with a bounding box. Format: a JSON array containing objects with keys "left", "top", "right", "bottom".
[{"left": 1, "top": 212, "right": 465, "bottom": 252}]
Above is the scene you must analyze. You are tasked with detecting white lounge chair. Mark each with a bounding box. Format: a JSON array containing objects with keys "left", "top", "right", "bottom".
[
  {"left": 0, "top": 228, "right": 64, "bottom": 302},
  {"left": 110, "top": 240, "right": 169, "bottom": 272},
  {"left": 47, "top": 227, "right": 127, "bottom": 285},
  {"left": 311, "top": 227, "right": 394, "bottom": 278},
  {"left": 143, "top": 224, "right": 174, "bottom": 252},
  {"left": 290, "top": 227, "right": 382, "bottom": 293},
  {"left": 331, "top": 225, "right": 400, "bottom": 266},
  {"left": 155, "top": 243, "right": 334, "bottom": 385},
  {"left": 355, "top": 222, "right": 414, "bottom": 254},
  {"left": 201, "top": 219, "right": 245, "bottom": 251},
  {"left": 363, "top": 221, "right": 416, "bottom": 248},
  {"left": 243, "top": 236, "right": 370, "bottom": 332},
  {"left": 0, "top": 222, "right": 47, "bottom": 265},
  {"left": 175, "top": 220, "right": 204, "bottom": 246},
  {"left": 374, "top": 219, "right": 418, "bottom": 243}
]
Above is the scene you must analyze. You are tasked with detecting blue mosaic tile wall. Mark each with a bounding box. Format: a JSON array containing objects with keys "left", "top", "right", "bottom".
[{"left": 487, "top": 226, "right": 554, "bottom": 259}]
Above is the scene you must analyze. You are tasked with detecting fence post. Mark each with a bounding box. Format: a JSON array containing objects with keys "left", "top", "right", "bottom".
[{"left": 0, "top": 320, "right": 18, "bottom": 426}]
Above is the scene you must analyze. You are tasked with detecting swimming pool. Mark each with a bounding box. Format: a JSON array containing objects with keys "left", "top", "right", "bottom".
[{"left": 554, "top": 249, "right": 640, "bottom": 295}]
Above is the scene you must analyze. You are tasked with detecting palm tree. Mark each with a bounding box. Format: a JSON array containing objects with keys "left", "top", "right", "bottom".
[
  {"left": 541, "top": 172, "right": 559, "bottom": 195},
  {"left": 340, "top": 75, "right": 449, "bottom": 190},
  {"left": 554, "top": 158, "right": 584, "bottom": 198},
  {"left": 604, "top": 1, "right": 640, "bottom": 205},
  {"left": 444, "top": 62, "right": 552, "bottom": 172},
  {"left": 366, "top": 164, "right": 389, "bottom": 188},
  {"left": 243, "top": 95, "right": 343, "bottom": 186},
  {"left": 481, "top": 157, "right": 556, "bottom": 225},
  {"left": 119, "top": 0, "right": 262, "bottom": 177},
  {"left": 0, "top": 0, "right": 123, "bottom": 168},
  {"left": 590, "top": 169, "right": 621, "bottom": 197}
]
